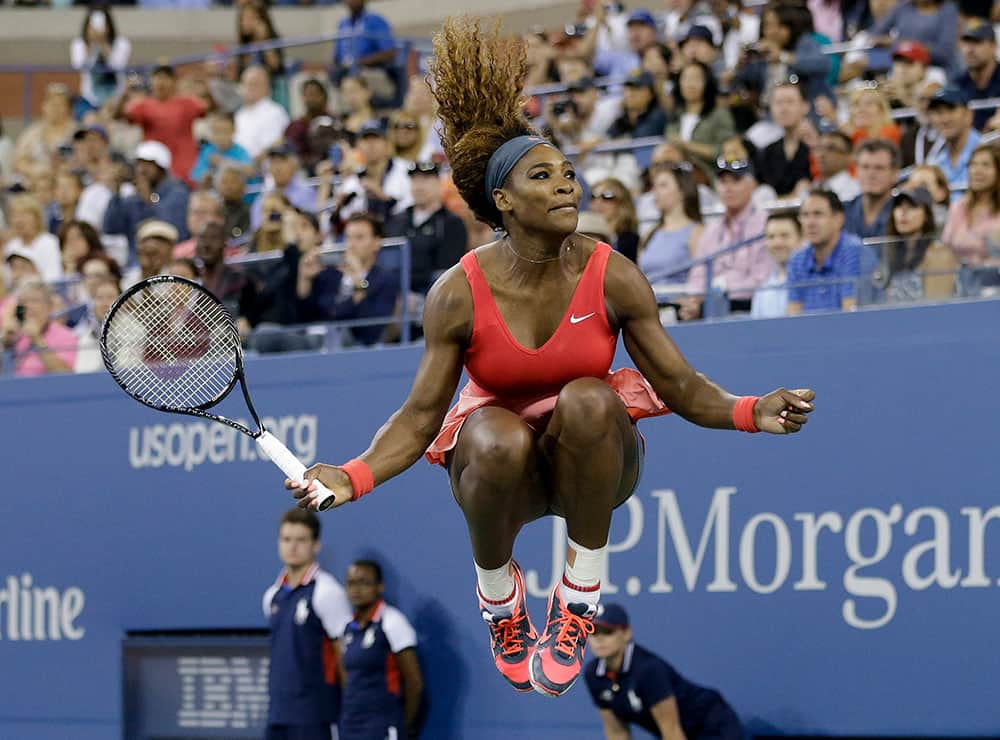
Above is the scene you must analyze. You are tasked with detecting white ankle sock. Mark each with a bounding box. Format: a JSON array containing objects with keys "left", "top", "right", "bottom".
[
  {"left": 476, "top": 560, "right": 517, "bottom": 616},
  {"left": 561, "top": 537, "right": 605, "bottom": 608}
]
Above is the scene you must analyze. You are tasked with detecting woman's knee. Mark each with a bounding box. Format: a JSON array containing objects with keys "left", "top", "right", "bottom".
[
  {"left": 455, "top": 408, "right": 535, "bottom": 484},
  {"left": 552, "top": 377, "right": 626, "bottom": 444}
]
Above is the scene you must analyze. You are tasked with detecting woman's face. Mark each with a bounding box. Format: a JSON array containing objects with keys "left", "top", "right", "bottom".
[
  {"left": 11, "top": 208, "right": 40, "bottom": 241},
  {"left": 678, "top": 64, "right": 706, "bottom": 103},
  {"left": 623, "top": 84, "right": 654, "bottom": 113},
  {"left": 391, "top": 117, "right": 419, "bottom": 147},
  {"left": 762, "top": 11, "right": 790, "bottom": 48},
  {"left": 968, "top": 150, "right": 997, "bottom": 193},
  {"left": 42, "top": 90, "right": 71, "bottom": 124},
  {"left": 92, "top": 281, "right": 120, "bottom": 323},
  {"left": 589, "top": 185, "right": 620, "bottom": 222},
  {"left": 341, "top": 78, "right": 370, "bottom": 111},
  {"left": 720, "top": 137, "right": 749, "bottom": 162},
  {"left": 652, "top": 170, "right": 681, "bottom": 213},
  {"left": 62, "top": 226, "right": 91, "bottom": 265},
  {"left": 892, "top": 200, "right": 927, "bottom": 236},
  {"left": 82, "top": 258, "right": 111, "bottom": 297},
  {"left": 851, "top": 91, "right": 883, "bottom": 130},
  {"left": 498, "top": 144, "right": 582, "bottom": 236},
  {"left": 239, "top": 6, "right": 261, "bottom": 35}
]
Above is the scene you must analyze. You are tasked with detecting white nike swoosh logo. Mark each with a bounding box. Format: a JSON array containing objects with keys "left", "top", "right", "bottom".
[{"left": 569, "top": 312, "right": 596, "bottom": 324}]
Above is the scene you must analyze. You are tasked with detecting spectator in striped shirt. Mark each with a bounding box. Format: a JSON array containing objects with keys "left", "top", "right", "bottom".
[{"left": 787, "top": 189, "right": 876, "bottom": 314}]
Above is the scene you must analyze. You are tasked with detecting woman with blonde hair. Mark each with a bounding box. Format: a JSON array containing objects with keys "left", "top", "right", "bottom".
[
  {"left": 588, "top": 178, "right": 640, "bottom": 261},
  {"left": 13, "top": 84, "right": 77, "bottom": 180},
  {"left": 286, "top": 16, "right": 815, "bottom": 701},
  {"left": 3, "top": 194, "right": 62, "bottom": 283},
  {"left": 846, "top": 85, "right": 901, "bottom": 146},
  {"left": 388, "top": 109, "right": 425, "bottom": 167}
]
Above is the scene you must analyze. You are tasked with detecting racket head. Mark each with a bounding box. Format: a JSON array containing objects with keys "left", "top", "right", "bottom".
[{"left": 100, "top": 275, "right": 247, "bottom": 417}]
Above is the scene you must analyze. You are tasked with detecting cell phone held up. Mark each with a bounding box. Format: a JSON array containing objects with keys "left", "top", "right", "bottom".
[{"left": 14, "top": 304, "right": 26, "bottom": 325}]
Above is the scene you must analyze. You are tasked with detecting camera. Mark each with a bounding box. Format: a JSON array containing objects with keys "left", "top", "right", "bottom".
[
  {"left": 15, "top": 304, "right": 25, "bottom": 324},
  {"left": 564, "top": 23, "right": 588, "bottom": 38},
  {"left": 552, "top": 98, "right": 578, "bottom": 118},
  {"left": 267, "top": 211, "right": 283, "bottom": 223}
]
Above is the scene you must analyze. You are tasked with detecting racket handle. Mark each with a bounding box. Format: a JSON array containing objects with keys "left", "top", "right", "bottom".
[{"left": 256, "top": 432, "right": 339, "bottom": 511}]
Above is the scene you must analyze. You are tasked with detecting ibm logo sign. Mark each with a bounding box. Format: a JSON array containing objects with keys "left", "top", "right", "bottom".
[{"left": 177, "top": 656, "right": 269, "bottom": 729}]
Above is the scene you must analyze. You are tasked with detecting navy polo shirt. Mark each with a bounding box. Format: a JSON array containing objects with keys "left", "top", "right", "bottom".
[
  {"left": 584, "top": 642, "right": 740, "bottom": 739},
  {"left": 263, "top": 564, "right": 353, "bottom": 726},
  {"left": 340, "top": 600, "right": 417, "bottom": 740},
  {"left": 786, "top": 231, "right": 876, "bottom": 312},
  {"left": 954, "top": 65, "right": 1000, "bottom": 131},
  {"left": 843, "top": 195, "right": 892, "bottom": 241},
  {"left": 333, "top": 11, "right": 395, "bottom": 68}
]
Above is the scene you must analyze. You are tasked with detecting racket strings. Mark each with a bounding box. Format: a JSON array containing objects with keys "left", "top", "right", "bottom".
[{"left": 103, "top": 280, "right": 240, "bottom": 410}]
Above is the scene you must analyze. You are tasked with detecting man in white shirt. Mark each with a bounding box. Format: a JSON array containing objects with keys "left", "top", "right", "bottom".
[
  {"left": 812, "top": 129, "right": 861, "bottom": 203},
  {"left": 234, "top": 65, "right": 290, "bottom": 161}
]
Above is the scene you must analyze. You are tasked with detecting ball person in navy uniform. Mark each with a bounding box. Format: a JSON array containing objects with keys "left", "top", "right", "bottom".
[
  {"left": 339, "top": 559, "right": 424, "bottom": 740},
  {"left": 263, "top": 508, "right": 353, "bottom": 740},
  {"left": 584, "top": 604, "right": 744, "bottom": 740}
]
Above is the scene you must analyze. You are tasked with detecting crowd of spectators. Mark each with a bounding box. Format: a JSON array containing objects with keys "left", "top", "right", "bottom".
[{"left": 3, "top": 0, "right": 1000, "bottom": 377}]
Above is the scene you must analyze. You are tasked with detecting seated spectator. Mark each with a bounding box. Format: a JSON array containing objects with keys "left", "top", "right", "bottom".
[
  {"left": 235, "top": 1, "right": 286, "bottom": 102},
  {"left": 401, "top": 75, "right": 444, "bottom": 163},
  {"left": 327, "top": 213, "right": 399, "bottom": 346},
  {"left": 584, "top": 603, "right": 743, "bottom": 740},
  {"left": 883, "top": 186, "right": 959, "bottom": 302},
  {"left": 335, "top": 121, "right": 412, "bottom": 223},
  {"left": 385, "top": 161, "right": 467, "bottom": 295},
  {"left": 174, "top": 190, "right": 225, "bottom": 259},
  {"left": 123, "top": 219, "right": 178, "bottom": 289},
  {"left": 715, "top": 136, "right": 779, "bottom": 208},
  {"left": 284, "top": 79, "right": 333, "bottom": 171},
  {"left": 843, "top": 138, "right": 900, "bottom": 240},
  {"left": 251, "top": 146, "right": 316, "bottom": 230},
  {"left": 79, "top": 253, "right": 122, "bottom": 307},
  {"left": 4, "top": 248, "right": 42, "bottom": 296},
  {"left": 955, "top": 21, "right": 1000, "bottom": 131},
  {"left": 57, "top": 220, "right": 105, "bottom": 310},
  {"left": 899, "top": 78, "right": 946, "bottom": 167},
  {"left": 0, "top": 279, "right": 77, "bottom": 377},
  {"left": 587, "top": 9, "right": 650, "bottom": 79},
  {"left": 3, "top": 194, "right": 62, "bottom": 283},
  {"left": 13, "top": 83, "right": 77, "bottom": 181},
  {"left": 251, "top": 192, "right": 292, "bottom": 253},
  {"left": 331, "top": 0, "right": 399, "bottom": 104},
  {"left": 758, "top": 80, "right": 812, "bottom": 197},
  {"left": 927, "top": 85, "right": 980, "bottom": 186},
  {"left": 47, "top": 170, "right": 84, "bottom": 237},
  {"left": 662, "top": 0, "right": 722, "bottom": 46},
  {"left": 846, "top": 85, "right": 901, "bottom": 147},
  {"left": 123, "top": 65, "right": 208, "bottom": 186},
  {"left": 884, "top": 41, "right": 936, "bottom": 110},
  {"left": 167, "top": 257, "right": 200, "bottom": 282},
  {"left": 867, "top": 0, "right": 959, "bottom": 73},
  {"left": 73, "top": 274, "right": 120, "bottom": 374},
  {"left": 76, "top": 151, "right": 121, "bottom": 235},
  {"left": 196, "top": 221, "right": 257, "bottom": 333},
  {"left": 103, "top": 140, "right": 190, "bottom": 257},
  {"left": 665, "top": 61, "right": 734, "bottom": 178},
  {"left": 734, "top": 3, "right": 832, "bottom": 103},
  {"left": 588, "top": 177, "right": 640, "bottom": 262},
  {"left": 70, "top": 5, "right": 131, "bottom": 112},
  {"left": 641, "top": 43, "right": 674, "bottom": 112},
  {"left": 752, "top": 209, "right": 801, "bottom": 318},
  {"left": 234, "top": 65, "right": 290, "bottom": 161},
  {"left": 338, "top": 75, "right": 378, "bottom": 136},
  {"left": 387, "top": 110, "right": 425, "bottom": 168},
  {"left": 609, "top": 70, "right": 669, "bottom": 140},
  {"left": 679, "top": 25, "right": 722, "bottom": 73},
  {"left": 190, "top": 111, "right": 254, "bottom": 187},
  {"left": 680, "top": 159, "right": 774, "bottom": 319},
  {"left": 788, "top": 189, "right": 875, "bottom": 314},
  {"left": 904, "top": 163, "right": 951, "bottom": 226},
  {"left": 217, "top": 163, "right": 252, "bottom": 243},
  {"left": 638, "top": 163, "right": 703, "bottom": 284},
  {"left": 813, "top": 129, "right": 861, "bottom": 203},
  {"left": 546, "top": 77, "right": 620, "bottom": 152},
  {"left": 942, "top": 144, "right": 1000, "bottom": 267}
]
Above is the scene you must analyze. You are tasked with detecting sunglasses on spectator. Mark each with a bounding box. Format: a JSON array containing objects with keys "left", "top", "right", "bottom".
[
  {"left": 394, "top": 122, "right": 419, "bottom": 130},
  {"left": 592, "top": 191, "right": 619, "bottom": 201}
]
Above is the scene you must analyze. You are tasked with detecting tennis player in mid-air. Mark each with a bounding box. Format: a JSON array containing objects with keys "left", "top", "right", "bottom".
[{"left": 287, "top": 17, "right": 815, "bottom": 698}]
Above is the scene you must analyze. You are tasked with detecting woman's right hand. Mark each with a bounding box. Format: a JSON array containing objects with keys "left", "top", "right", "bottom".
[{"left": 285, "top": 464, "right": 354, "bottom": 511}]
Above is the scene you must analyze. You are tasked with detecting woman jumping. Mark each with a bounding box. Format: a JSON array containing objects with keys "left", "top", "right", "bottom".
[{"left": 287, "top": 17, "right": 815, "bottom": 698}]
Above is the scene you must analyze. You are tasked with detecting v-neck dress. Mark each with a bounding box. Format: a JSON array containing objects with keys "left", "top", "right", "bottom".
[{"left": 425, "top": 242, "right": 669, "bottom": 466}]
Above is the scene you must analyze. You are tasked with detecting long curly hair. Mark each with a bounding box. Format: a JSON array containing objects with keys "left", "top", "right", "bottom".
[{"left": 429, "top": 17, "right": 541, "bottom": 229}]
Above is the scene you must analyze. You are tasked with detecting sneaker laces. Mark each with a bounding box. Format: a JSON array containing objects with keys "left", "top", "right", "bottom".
[
  {"left": 551, "top": 606, "right": 595, "bottom": 660},
  {"left": 485, "top": 609, "right": 531, "bottom": 657}
]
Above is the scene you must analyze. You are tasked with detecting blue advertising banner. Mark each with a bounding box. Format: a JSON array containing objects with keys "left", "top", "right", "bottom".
[{"left": 0, "top": 300, "right": 998, "bottom": 739}]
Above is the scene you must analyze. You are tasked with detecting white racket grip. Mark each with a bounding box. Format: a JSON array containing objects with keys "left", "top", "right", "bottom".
[{"left": 256, "top": 432, "right": 337, "bottom": 511}]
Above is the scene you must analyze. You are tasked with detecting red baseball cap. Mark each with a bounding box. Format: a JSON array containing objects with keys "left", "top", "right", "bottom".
[{"left": 892, "top": 40, "right": 931, "bottom": 66}]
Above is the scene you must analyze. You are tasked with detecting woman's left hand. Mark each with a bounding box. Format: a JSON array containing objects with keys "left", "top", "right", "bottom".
[{"left": 753, "top": 388, "right": 815, "bottom": 434}]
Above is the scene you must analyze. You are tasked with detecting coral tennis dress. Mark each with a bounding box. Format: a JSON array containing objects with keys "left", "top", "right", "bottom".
[{"left": 425, "top": 242, "right": 669, "bottom": 466}]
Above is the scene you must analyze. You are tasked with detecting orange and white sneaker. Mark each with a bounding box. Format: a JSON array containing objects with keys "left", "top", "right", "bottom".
[
  {"left": 529, "top": 584, "right": 597, "bottom": 697},
  {"left": 479, "top": 560, "right": 538, "bottom": 693}
]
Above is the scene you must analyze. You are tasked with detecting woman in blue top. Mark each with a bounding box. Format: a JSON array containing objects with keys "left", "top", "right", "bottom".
[{"left": 637, "top": 163, "right": 703, "bottom": 286}]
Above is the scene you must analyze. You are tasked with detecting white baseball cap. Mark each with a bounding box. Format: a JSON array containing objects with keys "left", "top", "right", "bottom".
[{"left": 134, "top": 140, "right": 172, "bottom": 171}]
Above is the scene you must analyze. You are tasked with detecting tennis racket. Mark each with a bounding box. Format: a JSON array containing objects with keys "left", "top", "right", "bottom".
[{"left": 100, "top": 275, "right": 342, "bottom": 511}]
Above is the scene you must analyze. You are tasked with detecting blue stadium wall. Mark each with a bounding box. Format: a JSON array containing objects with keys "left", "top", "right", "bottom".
[{"left": 1, "top": 300, "right": 998, "bottom": 740}]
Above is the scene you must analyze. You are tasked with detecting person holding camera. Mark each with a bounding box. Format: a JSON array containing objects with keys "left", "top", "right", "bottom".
[
  {"left": 70, "top": 5, "right": 132, "bottom": 112},
  {"left": 333, "top": 121, "right": 413, "bottom": 225},
  {"left": 546, "top": 76, "right": 621, "bottom": 152},
  {"left": 1, "top": 278, "right": 77, "bottom": 377}
]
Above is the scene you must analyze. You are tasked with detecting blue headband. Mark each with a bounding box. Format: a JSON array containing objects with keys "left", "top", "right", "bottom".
[{"left": 484, "top": 135, "right": 551, "bottom": 200}]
